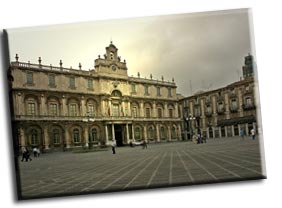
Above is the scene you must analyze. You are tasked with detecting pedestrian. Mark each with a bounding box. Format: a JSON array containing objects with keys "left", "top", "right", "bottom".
[
  {"left": 33, "top": 147, "right": 40, "bottom": 157},
  {"left": 23, "top": 148, "right": 32, "bottom": 162},
  {"left": 240, "top": 128, "right": 245, "bottom": 141},
  {"left": 21, "top": 147, "right": 27, "bottom": 162},
  {"left": 197, "top": 133, "right": 202, "bottom": 144},
  {"left": 111, "top": 139, "right": 116, "bottom": 154},
  {"left": 251, "top": 128, "right": 256, "bottom": 140},
  {"left": 142, "top": 140, "right": 147, "bottom": 149}
]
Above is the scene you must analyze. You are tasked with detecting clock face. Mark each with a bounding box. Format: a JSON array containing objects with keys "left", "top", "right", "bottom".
[{"left": 111, "top": 65, "right": 116, "bottom": 71}]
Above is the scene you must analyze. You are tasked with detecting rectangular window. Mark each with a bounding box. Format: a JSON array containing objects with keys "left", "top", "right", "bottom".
[
  {"left": 88, "top": 79, "right": 93, "bottom": 90},
  {"left": 146, "top": 108, "right": 150, "bottom": 118},
  {"left": 158, "top": 108, "right": 162, "bottom": 118},
  {"left": 132, "top": 107, "right": 137, "bottom": 117},
  {"left": 131, "top": 84, "right": 136, "bottom": 93},
  {"left": 246, "top": 97, "right": 252, "bottom": 105},
  {"left": 26, "top": 72, "right": 33, "bottom": 85},
  {"left": 49, "top": 104, "right": 57, "bottom": 116},
  {"left": 88, "top": 105, "right": 95, "bottom": 116},
  {"left": 169, "top": 109, "right": 173, "bottom": 118},
  {"left": 27, "top": 103, "right": 35, "bottom": 115},
  {"left": 69, "top": 77, "right": 75, "bottom": 89},
  {"left": 69, "top": 104, "right": 77, "bottom": 116},
  {"left": 157, "top": 87, "right": 161, "bottom": 96},
  {"left": 231, "top": 99, "right": 237, "bottom": 109},
  {"left": 48, "top": 74, "right": 56, "bottom": 87},
  {"left": 168, "top": 88, "right": 172, "bottom": 97},
  {"left": 144, "top": 85, "right": 149, "bottom": 95},
  {"left": 112, "top": 104, "right": 119, "bottom": 117}
]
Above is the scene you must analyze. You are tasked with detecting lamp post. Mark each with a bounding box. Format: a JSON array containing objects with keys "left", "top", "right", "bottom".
[{"left": 185, "top": 114, "right": 196, "bottom": 141}]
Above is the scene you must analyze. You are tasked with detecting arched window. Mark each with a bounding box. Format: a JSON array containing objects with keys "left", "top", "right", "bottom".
[
  {"left": 91, "top": 128, "right": 97, "bottom": 142},
  {"left": 148, "top": 127, "right": 154, "bottom": 140},
  {"left": 53, "top": 129, "right": 60, "bottom": 144},
  {"left": 135, "top": 127, "right": 140, "bottom": 140},
  {"left": 172, "top": 126, "right": 177, "bottom": 139},
  {"left": 31, "top": 129, "right": 38, "bottom": 145},
  {"left": 160, "top": 127, "right": 166, "bottom": 139},
  {"left": 73, "top": 128, "right": 80, "bottom": 143}
]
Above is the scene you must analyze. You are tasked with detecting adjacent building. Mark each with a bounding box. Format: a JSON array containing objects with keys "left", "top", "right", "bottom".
[
  {"left": 9, "top": 42, "right": 182, "bottom": 151},
  {"left": 179, "top": 54, "right": 258, "bottom": 140}
]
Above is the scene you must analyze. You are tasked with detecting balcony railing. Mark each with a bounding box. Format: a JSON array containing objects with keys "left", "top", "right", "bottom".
[
  {"left": 13, "top": 115, "right": 182, "bottom": 122},
  {"left": 242, "top": 104, "right": 256, "bottom": 110},
  {"left": 217, "top": 108, "right": 225, "bottom": 115},
  {"left": 205, "top": 111, "right": 213, "bottom": 117},
  {"left": 229, "top": 106, "right": 238, "bottom": 113}
]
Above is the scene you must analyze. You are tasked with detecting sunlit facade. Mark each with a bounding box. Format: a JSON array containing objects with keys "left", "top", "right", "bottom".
[{"left": 9, "top": 42, "right": 182, "bottom": 151}]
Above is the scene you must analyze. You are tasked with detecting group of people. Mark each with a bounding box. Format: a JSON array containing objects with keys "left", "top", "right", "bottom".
[
  {"left": 193, "top": 133, "right": 207, "bottom": 144},
  {"left": 240, "top": 128, "right": 256, "bottom": 141},
  {"left": 21, "top": 147, "right": 41, "bottom": 162}
]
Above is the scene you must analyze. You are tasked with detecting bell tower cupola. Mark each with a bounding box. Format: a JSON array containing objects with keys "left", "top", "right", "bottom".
[{"left": 94, "top": 41, "right": 128, "bottom": 77}]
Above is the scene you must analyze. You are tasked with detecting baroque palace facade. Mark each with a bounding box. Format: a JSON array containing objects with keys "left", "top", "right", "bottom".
[
  {"left": 179, "top": 54, "right": 258, "bottom": 140},
  {"left": 9, "top": 42, "right": 182, "bottom": 151}
]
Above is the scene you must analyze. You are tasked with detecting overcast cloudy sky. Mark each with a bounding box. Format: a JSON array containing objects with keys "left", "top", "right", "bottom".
[{"left": 6, "top": 8, "right": 254, "bottom": 97}]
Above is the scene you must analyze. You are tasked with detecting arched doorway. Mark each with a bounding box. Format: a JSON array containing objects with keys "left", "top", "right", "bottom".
[{"left": 114, "top": 124, "right": 123, "bottom": 146}]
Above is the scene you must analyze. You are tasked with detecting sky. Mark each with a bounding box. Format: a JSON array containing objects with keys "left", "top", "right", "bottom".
[{"left": 6, "top": 8, "right": 254, "bottom": 97}]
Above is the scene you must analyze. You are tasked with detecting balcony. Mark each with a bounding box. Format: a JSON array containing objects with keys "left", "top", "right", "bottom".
[
  {"left": 242, "top": 103, "right": 256, "bottom": 111},
  {"left": 205, "top": 111, "right": 212, "bottom": 117},
  {"left": 217, "top": 108, "right": 225, "bottom": 115},
  {"left": 13, "top": 115, "right": 182, "bottom": 122},
  {"left": 229, "top": 106, "right": 238, "bottom": 113}
]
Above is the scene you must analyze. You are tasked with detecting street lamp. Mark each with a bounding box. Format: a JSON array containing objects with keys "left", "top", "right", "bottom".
[{"left": 185, "top": 114, "right": 196, "bottom": 141}]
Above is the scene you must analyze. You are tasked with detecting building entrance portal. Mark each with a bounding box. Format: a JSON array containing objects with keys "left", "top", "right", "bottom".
[{"left": 114, "top": 124, "right": 123, "bottom": 146}]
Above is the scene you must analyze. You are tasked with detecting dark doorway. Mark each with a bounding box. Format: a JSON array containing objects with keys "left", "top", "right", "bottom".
[{"left": 114, "top": 124, "right": 123, "bottom": 146}]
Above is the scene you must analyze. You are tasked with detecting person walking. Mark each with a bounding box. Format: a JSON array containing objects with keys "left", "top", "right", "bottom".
[
  {"left": 240, "top": 128, "right": 245, "bottom": 141},
  {"left": 111, "top": 139, "right": 116, "bottom": 154},
  {"left": 142, "top": 140, "right": 147, "bottom": 149},
  {"left": 251, "top": 128, "right": 256, "bottom": 140}
]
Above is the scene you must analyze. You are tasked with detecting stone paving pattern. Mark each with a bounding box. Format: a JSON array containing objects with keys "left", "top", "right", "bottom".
[{"left": 17, "top": 136, "right": 266, "bottom": 199}]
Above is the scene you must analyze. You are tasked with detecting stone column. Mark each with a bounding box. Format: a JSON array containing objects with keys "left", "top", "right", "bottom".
[
  {"left": 143, "top": 125, "right": 147, "bottom": 142},
  {"left": 131, "top": 124, "right": 135, "bottom": 141},
  {"left": 43, "top": 126, "right": 50, "bottom": 150},
  {"left": 40, "top": 94, "right": 46, "bottom": 116},
  {"left": 84, "top": 126, "right": 89, "bottom": 147},
  {"left": 127, "top": 101, "right": 131, "bottom": 117},
  {"left": 168, "top": 125, "right": 172, "bottom": 141},
  {"left": 81, "top": 96, "right": 86, "bottom": 116},
  {"left": 140, "top": 101, "right": 144, "bottom": 117},
  {"left": 164, "top": 103, "right": 168, "bottom": 118},
  {"left": 19, "top": 127, "right": 26, "bottom": 148},
  {"left": 105, "top": 124, "right": 109, "bottom": 145},
  {"left": 156, "top": 124, "right": 160, "bottom": 142},
  {"left": 225, "top": 93, "right": 230, "bottom": 119},
  {"left": 61, "top": 95, "right": 66, "bottom": 116},
  {"left": 108, "top": 100, "right": 112, "bottom": 117},
  {"left": 238, "top": 89, "right": 244, "bottom": 117},
  {"left": 112, "top": 123, "right": 115, "bottom": 141},
  {"left": 65, "top": 129, "right": 71, "bottom": 149},
  {"left": 174, "top": 103, "right": 179, "bottom": 118},
  {"left": 231, "top": 125, "right": 235, "bottom": 137},
  {"left": 153, "top": 102, "right": 157, "bottom": 118},
  {"left": 126, "top": 123, "right": 130, "bottom": 144},
  {"left": 178, "top": 123, "right": 182, "bottom": 140}
]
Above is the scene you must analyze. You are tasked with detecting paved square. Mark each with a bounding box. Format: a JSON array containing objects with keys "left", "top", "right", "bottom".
[{"left": 17, "top": 136, "right": 266, "bottom": 199}]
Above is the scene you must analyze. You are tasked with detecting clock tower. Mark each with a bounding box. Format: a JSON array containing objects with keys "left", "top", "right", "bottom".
[{"left": 94, "top": 41, "right": 128, "bottom": 77}]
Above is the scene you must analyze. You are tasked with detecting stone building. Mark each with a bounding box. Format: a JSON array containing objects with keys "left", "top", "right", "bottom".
[
  {"left": 9, "top": 42, "right": 182, "bottom": 151},
  {"left": 179, "top": 54, "right": 258, "bottom": 140}
]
